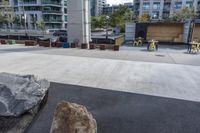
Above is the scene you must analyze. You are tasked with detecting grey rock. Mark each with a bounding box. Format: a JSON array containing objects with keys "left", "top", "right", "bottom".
[
  {"left": 50, "top": 101, "right": 97, "bottom": 133},
  {"left": 0, "top": 72, "right": 49, "bottom": 117}
]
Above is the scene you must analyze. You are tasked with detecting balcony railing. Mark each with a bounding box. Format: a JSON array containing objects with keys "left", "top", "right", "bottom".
[
  {"left": 42, "top": 2, "right": 61, "bottom": 6},
  {"left": 44, "top": 19, "right": 62, "bottom": 22},
  {"left": 42, "top": 10, "right": 62, "bottom": 14}
]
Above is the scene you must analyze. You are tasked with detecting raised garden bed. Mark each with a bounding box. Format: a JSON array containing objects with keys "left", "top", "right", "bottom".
[
  {"left": 1, "top": 39, "right": 7, "bottom": 44},
  {"left": 113, "top": 45, "right": 119, "bottom": 51},
  {"left": 71, "top": 43, "right": 77, "bottom": 48},
  {"left": 55, "top": 42, "right": 63, "bottom": 48},
  {"left": 81, "top": 43, "right": 87, "bottom": 49},
  {"left": 25, "top": 40, "right": 37, "bottom": 46},
  {"left": 100, "top": 44, "right": 106, "bottom": 50},
  {"left": 89, "top": 44, "right": 95, "bottom": 49},
  {"left": 39, "top": 41, "right": 51, "bottom": 47}
]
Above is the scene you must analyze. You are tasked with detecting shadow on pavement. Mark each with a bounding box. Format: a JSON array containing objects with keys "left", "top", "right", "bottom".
[{"left": 26, "top": 82, "right": 200, "bottom": 133}]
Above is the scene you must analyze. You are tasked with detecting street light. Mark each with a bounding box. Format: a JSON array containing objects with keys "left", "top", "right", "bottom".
[{"left": 105, "top": 15, "right": 110, "bottom": 41}]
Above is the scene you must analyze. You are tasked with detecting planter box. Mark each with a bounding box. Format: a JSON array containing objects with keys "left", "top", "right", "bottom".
[
  {"left": 89, "top": 44, "right": 95, "bottom": 49},
  {"left": 55, "top": 42, "right": 63, "bottom": 47},
  {"left": 25, "top": 40, "right": 37, "bottom": 46},
  {"left": 71, "top": 43, "right": 77, "bottom": 48},
  {"left": 113, "top": 45, "right": 119, "bottom": 51},
  {"left": 51, "top": 42, "right": 56, "bottom": 47},
  {"left": 39, "top": 41, "right": 50, "bottom": 47},
  {"left": 81, "top": 43, "right": 87, "bottom": 49},
  {"left": 0, "top": 40, "right": 7, "bottom": 44},
  {"left": 100, "top": 44, "right": 106, "bottom": 50}
]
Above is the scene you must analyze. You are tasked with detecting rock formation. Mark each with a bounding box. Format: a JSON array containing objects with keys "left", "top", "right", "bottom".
[
  {"left": 0, "top": 72, "right": 49, "bottom": 117},
  {"left": 50, "top": 101, "right": 97, "bottom": 133}
]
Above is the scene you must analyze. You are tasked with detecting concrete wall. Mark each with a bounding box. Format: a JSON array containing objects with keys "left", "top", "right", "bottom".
[
  {"left": 147, "top": 23, "right": 184, "bottom": 42},
  {"left": 67, "top": 0, "right": 90, "bottom": 44},
  {"left": 125, "top": 23, "right": 136, "bottom": 41}
]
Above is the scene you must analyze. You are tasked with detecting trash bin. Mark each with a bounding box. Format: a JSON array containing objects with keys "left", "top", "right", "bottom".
[
  {"left": 63, "top": 42, "right": 70, "bottom": 48},
  {"left": 8, "top": 40, "right": 16, "bottom": 45}
]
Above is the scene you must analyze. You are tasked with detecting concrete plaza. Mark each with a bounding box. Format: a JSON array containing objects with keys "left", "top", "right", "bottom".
[{"left": 0, "top": 44, "right": 200, "bottom": 102}]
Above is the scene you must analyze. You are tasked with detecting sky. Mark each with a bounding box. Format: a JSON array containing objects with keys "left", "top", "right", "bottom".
[{"left": 107, "top": 0, "right": 133, "bottom": 5}]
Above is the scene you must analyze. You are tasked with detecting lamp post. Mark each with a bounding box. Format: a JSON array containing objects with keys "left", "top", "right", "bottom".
[{"left": 105, "top": 15, "right": 110, "bottom": 42}]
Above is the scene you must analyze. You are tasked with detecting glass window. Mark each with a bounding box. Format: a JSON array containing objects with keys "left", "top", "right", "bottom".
[
  {"left": 153, "top": 2, "right": 160, "bottom": 10},
  {"left": 174, "top": 2, "right": 182, "bottom": 9},
  {"left": 186, "top": 1, "right": 193, "bottom": 8},
  {"left": 143, "top": 2, "right": 150, "bottom": 10},
  {"left": 152, "top": 11, "right": 159, "bottom": 19}
]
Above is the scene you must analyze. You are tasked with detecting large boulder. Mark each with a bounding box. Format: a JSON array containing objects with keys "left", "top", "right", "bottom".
[
  {"left": 50, "top": 101, "right": 97, "bottom": 133},
  {"left": 0, "top": 72, "right": 49, "bottom": 117}
]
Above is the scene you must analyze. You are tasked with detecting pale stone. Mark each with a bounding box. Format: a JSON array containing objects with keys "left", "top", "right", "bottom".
[{"left": 50, "top": 101, "right": 97, "bottom": 133}]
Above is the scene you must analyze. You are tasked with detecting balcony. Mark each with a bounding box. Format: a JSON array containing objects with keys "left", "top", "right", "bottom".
[
  {"left": 41, "top": 2, "right": 61, "bottom": 6},
  {"left": 15, "top": 2, "right": 41, "bottom": 6},
  {"left": 44, "top": 19, "right": 62, "bottom": 23},
  {"left": 42, "top": 10, "right": 62, "bottom": 14}
]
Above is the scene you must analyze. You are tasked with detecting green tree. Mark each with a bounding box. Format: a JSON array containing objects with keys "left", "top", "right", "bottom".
[
  {"left": 109, "top": 5, "right": 135, "bottom": 32},
  {"left": 0, "top": 0, "right": 16, "bottom": 29},
  {"left": 170, "top": 7, "right": 197, "bottom": 22},
  {"left": 0, "top": 14, "right": 7, "bottom": 27},
  {"left": 91, "top": 16, "right": 106, "bottom": 30},
  {"left": 138, "top": 14, "right": 150, "bottom": 23},
  {"left": 37, "top": 20, "right": 46, "bottom": 35}
]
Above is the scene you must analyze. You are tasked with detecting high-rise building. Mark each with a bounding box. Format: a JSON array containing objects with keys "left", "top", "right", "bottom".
[
  {"left": 90, "top": 0, "right": 106, "bottom": 16},
  {"left": 8, "top": 0, "right": 68, "bottom": 30},
  {"left": 103, "top": 3, "right": 134, "bottom": 15},
  {"left": 134, "top": 0, "right": 200, "bottom": 20}
]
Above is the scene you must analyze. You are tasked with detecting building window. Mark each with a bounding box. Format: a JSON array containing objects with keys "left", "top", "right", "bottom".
[
  {"left": 186, "top": 1, "right": 193, "bottom": 8},
  {"left": 163, "top": 3, "right": 170, "bottom": 11},
  {"left": 153, "top": 2, "right": 160, "bottom": 10},
  {"left": 65, "top": 16, "right": 67, "bottom": 22},
  {"left": 163, "top": 12, "right": 170, "bottom": 19},
  {"left": 152, "top": 11, "right": 159, "bottom": 19},
  {"left": 143, "top": 3, "right": 150, "bottom": 10},
  {"left": 198, "top": 2, "right": 200, "bottom": 10},
  {"left": 174, "top": 2, "right": 182, "bottom": 9}
]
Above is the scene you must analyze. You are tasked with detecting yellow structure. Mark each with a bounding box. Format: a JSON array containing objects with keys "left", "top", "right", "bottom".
[{"left": 115, "top": 35, "right": 124, "bottom": 46}]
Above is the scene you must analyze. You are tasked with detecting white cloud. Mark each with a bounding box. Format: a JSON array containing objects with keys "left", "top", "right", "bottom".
[{"left": 107, "top": 0, "right": 133, "bottom": 5}]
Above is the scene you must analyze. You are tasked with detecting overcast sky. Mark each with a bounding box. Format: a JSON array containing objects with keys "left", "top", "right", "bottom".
[{"left": 107, "top": 0, "right": 133, "bottom": 5}]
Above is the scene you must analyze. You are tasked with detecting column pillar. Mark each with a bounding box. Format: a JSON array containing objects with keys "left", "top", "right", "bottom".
[{"left": 68, "top": 0, "right": 90, "bottom": 45}]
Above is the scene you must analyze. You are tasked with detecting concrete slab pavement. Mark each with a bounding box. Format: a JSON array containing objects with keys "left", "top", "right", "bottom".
[{"left": 0, "top": 45, "right": 200, "bottom": 103}]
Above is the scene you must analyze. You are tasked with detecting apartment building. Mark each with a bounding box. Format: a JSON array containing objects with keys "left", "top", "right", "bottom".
[
  {"left": 91, "top": 0, "right": 106, "bottom": 16},
  {"left": 134, "top": 0, "right": 200, "bottom": 20},
  {"left": 8, "top": 0, "right": 68, "bottom": 30},
  {"left": 103, "top": 2, "right": 134, "bottom": 15}
]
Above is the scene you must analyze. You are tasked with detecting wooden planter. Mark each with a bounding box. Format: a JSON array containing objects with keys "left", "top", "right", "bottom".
[
  {"left": 39, "top": 41, "right": 50, "bottom": 47},
  {"left": 71, "top": 43, "right": 77, "bottom": 48},
  {"left": 113, "top": 45, "right": 119, "bottom": 51},
  {"left": 25, "top": 40, "right": 37, "bottom": 46},
  {"left": 51, "top": 42, "right": 56, "bottom": 47},
  {"left": 100, "top": 44, "right": 106, "bottom": 50},
  {"left": 0, "top": 40, "right": 7, "bottom": 44},
  {"left": 89, "top": 44, "right": 95, "bottom": 49},
  {"left": 81, "top": 43, "right": 87, "bottom": 49},
  {"left": 55, "top": 42, "right": 63, "bottom": 47}
]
